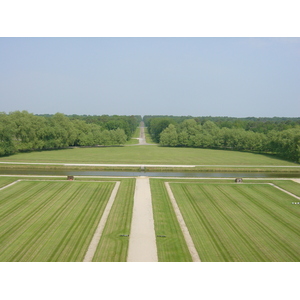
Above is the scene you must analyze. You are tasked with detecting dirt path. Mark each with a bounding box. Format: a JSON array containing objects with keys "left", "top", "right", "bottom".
[
  {"left": 128, "top": 121, "right": 156, "bottom": 146},
  {"left": 138, "top": 122, "right": 147, "bottom": 145},
  {"left": 165, "top": 182, "right": 201, "bottom": 262},
  {"left": 83, "top": 181, "right": 120, "bottom": 262},
  {"left": 127, "top": 176, "right": 158, "bottom": 262}
]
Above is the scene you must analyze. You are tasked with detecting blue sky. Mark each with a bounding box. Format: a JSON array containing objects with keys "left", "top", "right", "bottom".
[{"left": 0, "top": 37, "right": 299, "bottom": 117}]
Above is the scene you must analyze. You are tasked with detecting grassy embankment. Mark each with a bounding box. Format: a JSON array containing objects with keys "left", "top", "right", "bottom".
[
  {"left": 0, "top": 145, "right": 299, "bottom": 173},
  {"left": 0, "top": 177, "right": 134, "bottom": 262},
  {"left": 158, "top": 180, "right": 300, "bottom": 261}
]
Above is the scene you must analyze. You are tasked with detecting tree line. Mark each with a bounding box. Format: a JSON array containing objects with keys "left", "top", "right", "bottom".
[
  {"left": 0, "top": 111, "right": 140, "bottom": 156},
  {"left": 145, "top": 116, "right": 300, "bottom": 163}
]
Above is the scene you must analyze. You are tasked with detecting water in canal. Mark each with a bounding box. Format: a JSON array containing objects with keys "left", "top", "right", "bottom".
[{"left": 0, "top": 169, "right": 299, "bottom": 178}]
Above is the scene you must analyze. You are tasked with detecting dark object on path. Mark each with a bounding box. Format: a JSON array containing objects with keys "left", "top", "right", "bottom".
[
  {"left": 67, "top": 175, "right": 74, "bottom": 181},
  {"left": 235, "top": 178, "right": 243, "bottom": 183}
]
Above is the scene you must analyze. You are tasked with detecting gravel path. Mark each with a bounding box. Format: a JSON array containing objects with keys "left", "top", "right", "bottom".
[
  {"left": 128, "top": 121, "right": 157, "bottom": 146},
  {"left": 138, "top": 122, "right": 147, "bottom": 145},
  {"left": 83, "top": 181, "right": 120, "bottom": 262},
  {"left": 165, "top": 182, "right": 201, "bottom": 262},
  {"left": 0, "top": 180, "right": 20, "bottom": 191},
  {"left": 269, "top": 183, "right": 300, "bottom": 200},
  {"left": 127, "top": 177, "right": 158, "bottom": 262}
]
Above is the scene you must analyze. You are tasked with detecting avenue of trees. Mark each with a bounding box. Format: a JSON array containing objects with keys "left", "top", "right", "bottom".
[
  {"left": 0, "top": 111, "right": 140, "bottom": 156},
  {"left": 145, "top": 116, "right": 300, "bottom": 163}
]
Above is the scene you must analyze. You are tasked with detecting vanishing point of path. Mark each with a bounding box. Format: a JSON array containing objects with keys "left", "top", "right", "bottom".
[
  {"left": 127, "top": 176, "right": 158, "bottom": 262},
  {"left": 130, "top": 121, "right": 156, "bottom": 146}
]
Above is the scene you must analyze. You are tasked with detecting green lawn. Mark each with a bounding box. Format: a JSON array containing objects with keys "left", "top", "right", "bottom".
[
  {"left": 0, "top": 180, "right": 116, "bottom": 262},
  {"left": 92, "top": 178, "right": 135, "bottom": 262},
  {"left": 0, "top": 145, "right": 298, "bottom": 166},
  {"left": 150, "top": 179, "right": 192, "bottom": 262},
  {"left": 270, "top": 180, "right": 300, "bottom": 197},
  {"left": 0, "top": 177, "right": 19, "bottom": 189},
  {"left": 169, "top": 181, "right": 300, "bottom": 261}
]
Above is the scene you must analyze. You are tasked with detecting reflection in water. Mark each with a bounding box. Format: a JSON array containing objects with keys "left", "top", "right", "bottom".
[{"left": 0, "top": 169, "right": 299, "bottom": 178}]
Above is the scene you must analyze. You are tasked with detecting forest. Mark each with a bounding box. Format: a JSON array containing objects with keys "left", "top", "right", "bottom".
[
  {"left": 1, "top": 111, "right": 299, "bottom": 164},
  {"left": 145, "top": 116, "right": 300, "bottom": 163},
  {"left": 0, "top": 111, "right": 141, "bottom": 156}
]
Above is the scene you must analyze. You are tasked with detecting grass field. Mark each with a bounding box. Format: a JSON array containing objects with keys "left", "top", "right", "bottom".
[
  {"left": 166, "top": 180, "right": 300, "bottom": 261},
  {"left": 0, "top": 145, "right": 298, "bottom": 167},
  {"left": 1, "top": 175, "right": 299, "bottom": 262},
  {"left": 0, "top": 177, "right": 20, "bottom": 189},
  {"left": 92, "top": 178, "right": 135, "bottom": 262},
  {"left": 150, "top": 178, "right": 193, "bottom": 262},
  {"left": 0, "top": 179, "right": 127, "bottom": 262}
]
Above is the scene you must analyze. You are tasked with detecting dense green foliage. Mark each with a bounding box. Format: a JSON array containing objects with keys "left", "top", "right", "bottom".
[
  {"left": 0, "top": 111, "right": 140, "bottom": 156},
  {"left": 144, "top": 116, "right": 300, "bottom": 163}
]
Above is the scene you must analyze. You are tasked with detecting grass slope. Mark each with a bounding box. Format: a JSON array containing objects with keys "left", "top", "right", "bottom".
[
  {"left": 170, "top": 182, "right": 300, "bottom": 262},
  {"left": 0, "top": 180, "right": 115, "bottom": 262},
  {"left": 0, "top": 145, "right": 298, "bottom": 166}
]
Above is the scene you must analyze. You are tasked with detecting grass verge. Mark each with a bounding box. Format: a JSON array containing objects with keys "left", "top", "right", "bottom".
[
  {"left": 92, "top": 178, "right": 135, "bottom": 262},
  {"left": 150, "top": 179, "right": 192, "bottom": 261}
]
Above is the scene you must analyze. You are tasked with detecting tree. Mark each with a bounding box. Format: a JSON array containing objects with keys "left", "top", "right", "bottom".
[{"left": 160, "top": 124, "right": 178, "bottom": 146}]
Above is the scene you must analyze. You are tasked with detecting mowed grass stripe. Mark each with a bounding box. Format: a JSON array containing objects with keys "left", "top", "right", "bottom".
[
  {"left": 35, "top": 182, "right": 115, "bottom": 262},
  {"left": 171, "top": 184, "right": 236, "bottom": 261},
  {"left": 218, "top": 185, "right": 300, "bottom": 261},
  {"left": 0, "top": 181, "right": 115, "bottom": 262},
  {"left": 211, "top": 185, "right": 299, "bottom": 261},
  {"left": 36, "top": 183, "right": 115, "bottom": 262},
  {"left": 236, "top": 185, "right": 300, "bottom": 235},
  {"left": 7, "top": 182, "right": 88, "bottom": 262},
  {"left": 235, "top": 185, "right": 300, "bottom": 242},
  {"left": 1, "top": 182, "right": 87, "bottom": 261},
  {"left": 194, "top": 184, "right": 267, "bottom": 261},
  {"left": 270, "top": 180, "right": 300, "bottom": 197},
  {"left": 170, "top": 183, "right": 300, "bottom": 262},
  {"left": 0, "top": 181, "right": 69, "bottom": 221},
  {"left": 150, "top": 179, "right": 192, "bottom": 262},
  {"left": 92, "top": 179, "right": 135, "bottom": 262},
  {"left": 0, "top": 181, "right": 71, "bottom": 246}
]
